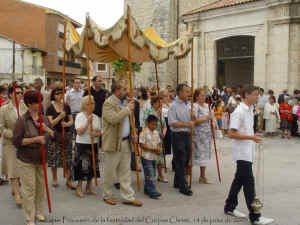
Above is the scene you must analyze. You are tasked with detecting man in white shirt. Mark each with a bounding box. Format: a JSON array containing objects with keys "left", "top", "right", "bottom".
[
  {"left": 257, "top": 88, "right": 269, "bottom": 132},
  {"left": 224, "top": 86, "right": 274, "bottom": 225}
]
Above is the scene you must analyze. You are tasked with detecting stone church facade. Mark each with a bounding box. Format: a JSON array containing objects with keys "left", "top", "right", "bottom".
[{"left": 125, "top": 0, "right": 300, "bottom": 95}]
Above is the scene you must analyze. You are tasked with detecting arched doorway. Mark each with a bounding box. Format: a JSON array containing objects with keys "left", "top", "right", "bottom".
[{"left": 216, "top": 36, "right": 255, "bottom": 88}]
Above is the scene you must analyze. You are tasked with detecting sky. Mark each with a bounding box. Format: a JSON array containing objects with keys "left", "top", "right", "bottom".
[{"left": 24, "top": 0, "right": 125, "bottom": 29}]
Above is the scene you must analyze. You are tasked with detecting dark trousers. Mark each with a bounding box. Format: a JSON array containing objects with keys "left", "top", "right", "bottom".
[
  {"left": 291, "top": 114, "right": 299, "bottom": 136},
  {"left": 225, "top": 160, "right": 261, "bottom": 223},
  {"left": 71, "top": 113, "right": 79, "bottom": 139},
  {"left": 172, "top": 132, "right": 191, "bottom": 191},
  {"left": 141, "top": 158, "right": 159, "bottom": 195}
]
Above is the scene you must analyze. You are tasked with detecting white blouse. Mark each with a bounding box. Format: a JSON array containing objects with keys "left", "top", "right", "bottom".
[{"left": 75, "top": 112, "right": 101, "bottom": 144}]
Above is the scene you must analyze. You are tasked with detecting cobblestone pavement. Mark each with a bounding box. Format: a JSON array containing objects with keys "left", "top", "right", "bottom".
[{"left": 0, "top": 136, "right": 299, "bottom": 225}]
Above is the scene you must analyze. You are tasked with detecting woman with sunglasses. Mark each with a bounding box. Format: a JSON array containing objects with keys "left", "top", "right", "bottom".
[
  {"left": 0, "top": 84, "right": 27, "bottom": 207},
  {"left": 46, "top": 82, "right": 75, "bottom": 189}
]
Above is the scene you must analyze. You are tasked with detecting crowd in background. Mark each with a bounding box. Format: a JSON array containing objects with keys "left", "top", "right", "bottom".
[{"left": 0, "top": 76, "right": 298, "bottom": 225}]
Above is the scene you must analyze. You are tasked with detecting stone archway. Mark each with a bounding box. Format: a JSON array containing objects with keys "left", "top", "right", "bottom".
[{"left": 216, "top": 36, "right": 255, "bottom": 88}]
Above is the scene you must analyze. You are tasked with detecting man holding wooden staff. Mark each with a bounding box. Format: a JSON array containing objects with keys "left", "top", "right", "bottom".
[
  {"left": 102, "top": 80, "right": 142, "bottom": 207},
  {"left": 168, "top": 83, "right": 194, "bottom": 196}
]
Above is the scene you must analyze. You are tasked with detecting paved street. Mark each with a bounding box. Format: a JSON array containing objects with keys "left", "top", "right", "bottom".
[{"left": 1, "top": 136, "right": 299, "bottom": 225}]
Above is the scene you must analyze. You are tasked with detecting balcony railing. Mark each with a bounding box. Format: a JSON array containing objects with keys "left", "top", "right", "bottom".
[{"left": 58, "top": 59, "right": 81, "bottom": 69}]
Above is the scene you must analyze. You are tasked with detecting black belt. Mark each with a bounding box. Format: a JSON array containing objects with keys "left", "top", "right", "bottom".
[{"left": 122, "top": 136, "right": 130, "bottom": 141}]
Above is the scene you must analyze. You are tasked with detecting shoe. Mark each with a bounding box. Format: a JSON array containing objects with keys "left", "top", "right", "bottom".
[
  {"left": 225, "top": 209, "right": 247, "bottom": 218},
  {"left": 199, "top": 177, "right": 211, "bottom": 184},
  {"left": 103, "top": 198, "right": 117, "bottom": 205},
  {"left": 86, "top": 189, "right": 97, "bottom": 195},
  {"left": 114, "top": 183, "right": 120, "bottom": 190},
  {"left": 150, "top": 192, "right": 162, "bottom": 199},
  {"left": 179, "top": 189, "right": 193, "bottom": 196},
  {"left": 66, "top": 181, "right": 76, "bottom": 190},
  {"left": 157, "top": 177, "right": 168, "bottom": 183},
  {"left": 75, "top": 188, "right": 84, "bottom": 198},
  {"left": 122, "top": 200, "right": 143, "bottom": 207},
  {"left": 52, "top": 181, "right": 59, "bottom": 188},
  {"left": 145, "top": 191, "right": 161, "bottom": 199},
  {"left": 252, "top": 216, "right": 274, "bottom": 225},
  {"left": 15, "top": 194, "right": 22, "bottom": 208},
  {"left": 36, "top": 215, "right": 45, "bottom": 222},
  {"left": 25, "top": 222, "right": 36, "bottom": 225}
]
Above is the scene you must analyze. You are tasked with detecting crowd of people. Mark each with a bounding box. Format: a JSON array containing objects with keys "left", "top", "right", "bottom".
[{"left": 1, "top": 76, "right": 297, "bottom": 225}]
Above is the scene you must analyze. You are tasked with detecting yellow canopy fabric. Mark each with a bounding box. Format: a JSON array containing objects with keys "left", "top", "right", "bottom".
[
  {"left": 68, "top": 7, "right": 193, "bottom": 64},
  {"left": 143, "top": 26, "right": 168, "bottom": 47}
]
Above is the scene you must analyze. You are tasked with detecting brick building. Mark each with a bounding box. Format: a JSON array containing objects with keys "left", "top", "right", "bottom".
[{"left": 0, "top": 0, "right": 82, "bottom": 87}]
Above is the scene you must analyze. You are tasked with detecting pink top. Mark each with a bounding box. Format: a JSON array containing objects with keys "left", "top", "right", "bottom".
[{"left": 297, "top": 107, "right": 300, "bottom": 121}]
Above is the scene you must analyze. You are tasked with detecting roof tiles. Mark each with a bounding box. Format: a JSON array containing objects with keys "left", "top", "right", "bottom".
[{"left": 183, "top": 0, "right": 262, "bottom": 16}]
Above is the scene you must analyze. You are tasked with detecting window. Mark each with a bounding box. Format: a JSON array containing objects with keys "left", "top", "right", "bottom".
[
  {"left": 96, "top": 63, "right": 107, "bottom": 72},
  {"left": 58, "top": 23, "right": 64, "bottom": 33},
  {"left": 57, "top": 50, "right": 64, "bottom": 59}
]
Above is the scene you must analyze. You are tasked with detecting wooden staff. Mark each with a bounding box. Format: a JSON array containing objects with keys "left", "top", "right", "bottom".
[
  {"left": 154, "top": 63, "right": 167, "bottom": 172},
  {"left": 84, "top": 15, "right": 98, "bottom": 186},
  {"left": 61, "top": 22, "right": 67, "bottom": 178},
  {"left": 127, "top": 8, "right": 141, "bottom": 192},
  {"left": 38, "top": 92, "right": 52, "bottom": 213},
  {"left": 208, "top": 99, "right": 221, "bottom": 183},
  {"left": 189, "top": 40, "right": 194, "bottom": 188}
]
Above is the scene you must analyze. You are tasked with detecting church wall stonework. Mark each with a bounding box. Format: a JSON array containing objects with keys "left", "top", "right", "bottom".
[{"left": 124, "top": 0, "right": 300, "bottom": 95}]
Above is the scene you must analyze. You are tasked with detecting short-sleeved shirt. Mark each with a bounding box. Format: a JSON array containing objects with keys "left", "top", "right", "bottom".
[
  {"left": 142, "top": 105, "right": 166, "bottom": 135},
  {"left": 229, "top": 102, "right": 255, "bottom": 163},
  {"left": 46, "top": 103, "right": 71, "bottom": 132},
  {"left": 139, "top": 127, "right": 160, "bottom": 161},
  {"left": 75, "top": 112, "right": 101, "bottom": 144},
  {"left": 168, "top": 97, "right": 191, "bottom": 132},
  {"left": 65, "top": 88, "right": 84, "bottom": 113}
]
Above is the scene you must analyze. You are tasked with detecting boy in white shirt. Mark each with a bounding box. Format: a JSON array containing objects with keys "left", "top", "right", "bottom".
[
  {"left": 224, "top": 86, "right": 274, "bottom": 225},
  {"left": 139, "top": 115, "right": 162, "bottom": 199}
]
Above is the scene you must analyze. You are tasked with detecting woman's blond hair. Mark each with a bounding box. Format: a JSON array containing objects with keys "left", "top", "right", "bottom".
[{"left": 80, "top": 95, "right": 95, "bottom": 111}]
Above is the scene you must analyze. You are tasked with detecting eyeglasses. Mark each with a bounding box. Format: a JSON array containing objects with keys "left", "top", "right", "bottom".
[{"left": 16, "top": 92, "right": 23, "bottom": 95}]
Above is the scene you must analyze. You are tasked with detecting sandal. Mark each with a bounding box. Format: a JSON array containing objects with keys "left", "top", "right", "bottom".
[
  {"left": 157, "top": 177, "right": 168, "bottom": 183},
  {"left": 76, "top": 188, "right": 84, "bottom": 198}
]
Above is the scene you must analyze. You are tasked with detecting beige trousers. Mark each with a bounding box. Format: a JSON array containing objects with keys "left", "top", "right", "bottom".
[
  {"left": 258, "top": 109, "right": 264, "bottom": 131},
  {"left": 18, "top": 159, "right": 44, "bottom": 224},
  {"left": 103, "top": 140, "right": 135, "bottom": 202}
]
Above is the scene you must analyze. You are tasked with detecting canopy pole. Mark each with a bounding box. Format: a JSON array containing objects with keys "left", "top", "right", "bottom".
[
  {"left": 189, "top": 40, "right": 194, "bottom": 189},
  {"left": 154, "top": 63, "right": 167, "bottom": 172},
  {"left": 208, "top": 98, "right": 222, "bottom": 183},
  {"left": 38, "top": 92, "right": 52, "bottom": 213},
  {"left": 61, "top": 22, "right": 67, "bottom": 178},
  {"left": 127, "top": 7, "right": 141, "bottom": 192},
  {"left": 84, "top": 14, "right": 98, "bottom": 186}
]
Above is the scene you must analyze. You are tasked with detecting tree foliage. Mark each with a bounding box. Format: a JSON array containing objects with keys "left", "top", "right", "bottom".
[{"left": 111, "top": 58, "right": 142, "bottom": 73}]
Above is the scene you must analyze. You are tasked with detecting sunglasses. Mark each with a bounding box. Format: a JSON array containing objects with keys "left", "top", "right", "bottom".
[
  {"left": 55, "top": 92, "right": 62, "bottom": 95},
  {"left": 16, "top": 92, "right": 23, "bottom": 95}
]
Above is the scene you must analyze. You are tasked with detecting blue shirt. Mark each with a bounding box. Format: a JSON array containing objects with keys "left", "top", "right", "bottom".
[
  {"left": 113, "top": 95, "right": 130, "bottom": 138},
  {"left": 168, "top": 97, "right": 191, "bottom": 132}
]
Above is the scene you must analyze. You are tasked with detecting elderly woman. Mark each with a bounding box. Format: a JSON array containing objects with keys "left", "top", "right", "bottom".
[
  {"left": 264, "top": 96, "right": 280, "bottom": 136},
  {"left": 192, "top": 88, "right": 214, "bottom": 184},
  {"left": 0, "top": 84, "right": 27, "bottom": 206},
  {"left": 142, "top": 96, "right": 167, "bottom": 183},
  {"left": 73, "top": 96, "right": 101, "bottom": 197},
  {"left": 13, "top": 90, "right": 54, "bottom": 225},
  {"left": 46, "top": 82, "right": 75, "bottom": 188}
]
